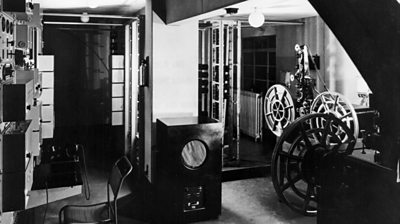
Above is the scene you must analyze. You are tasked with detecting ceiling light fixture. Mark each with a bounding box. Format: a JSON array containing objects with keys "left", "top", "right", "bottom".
[
  {"left": 87, "top": 0, "right": 99, "bottom": 9},
  {"left": 248, "top": 8, "right": 265, "bottom": 28},
  {"left": 81, "top": 12, "right": 90, "bottom": 23}
]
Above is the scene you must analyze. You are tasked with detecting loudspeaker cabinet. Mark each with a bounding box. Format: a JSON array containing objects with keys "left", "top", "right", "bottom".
[{"left": 155, "top": 117, "right": 223, "bottom": 224}]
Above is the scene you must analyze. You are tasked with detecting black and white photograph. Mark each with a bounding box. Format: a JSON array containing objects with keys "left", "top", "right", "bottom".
[{"left": 0, "top": 0, "right": 399, "bottom": 223}]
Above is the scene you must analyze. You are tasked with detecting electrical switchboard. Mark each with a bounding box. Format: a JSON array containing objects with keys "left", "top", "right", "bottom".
[
  {"left": 0, "top": 12, "right": 16, "bottom": 84},
  {"left": 0, "top": 1, "right": 44, "bottom": 216}
]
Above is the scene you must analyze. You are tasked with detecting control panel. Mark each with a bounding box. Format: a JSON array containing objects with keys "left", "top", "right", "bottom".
[
  {"left": 183, "top": 186, "right": 205, "bottom": 211},
  {"left": 0, "top": 12, "right": 15, "bottom": 83},
  {"left": 0, "top": 1, "right": 44, "bottom": 217},
  {"left": 2, "top": 77, "right": 34, "bottom": 122}
]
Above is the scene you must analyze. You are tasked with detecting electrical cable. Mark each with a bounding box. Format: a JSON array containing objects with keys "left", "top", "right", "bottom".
[
  {"left": 307, "top": 47, "right": 330, "bottom": 93},
  {"left": 76, "top": 144, "right": 91, "bottom": 200},
  {"left": 60, "top": 29, "right": 110, "bottom": 73},
  {"left": 42, "top": 180, "right": 48, "bottom": 224}
]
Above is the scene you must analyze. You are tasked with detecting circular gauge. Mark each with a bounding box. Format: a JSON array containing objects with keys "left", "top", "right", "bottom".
[
  {"left": 2, "top": 18, "right": 5, "bottom": 32},
  {"left": 6, "top": 20, "right": 9, "bottom": 33},
  {"left": 181, "top": 140, "right": 207, "bottom": 170},
  {"left": 9, "top": 22, "right": 13, "bottom": 35}
]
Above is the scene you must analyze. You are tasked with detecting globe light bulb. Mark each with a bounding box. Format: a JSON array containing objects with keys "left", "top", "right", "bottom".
[
  {"left": 81, "top": 12, "right": 90, "bottom": 23},
  {"left": 88, "top": 0, "right": 99, "bottom": 9},
  {"left": 248, "top": 10, "right": 265, "bottom": 28}
]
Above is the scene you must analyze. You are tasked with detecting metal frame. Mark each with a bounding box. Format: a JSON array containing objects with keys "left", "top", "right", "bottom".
[{"left": 59, "top": 156, "right": 133, "bottom": 223}]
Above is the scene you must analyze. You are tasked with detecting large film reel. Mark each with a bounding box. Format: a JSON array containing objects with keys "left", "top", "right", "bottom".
[
  {"left": 271, "top": 113, "right": 356, "bottom": 216},
  {"left": 310, "top": 92, "right": 359, "bottom": 140},
  {"left": 264, "top": 84, "right": 296, "bottom": 136}
]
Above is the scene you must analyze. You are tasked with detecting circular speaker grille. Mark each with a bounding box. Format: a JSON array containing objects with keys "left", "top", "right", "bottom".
[{"left": 181, "top": 140, "right": 207, "bottom": 169}]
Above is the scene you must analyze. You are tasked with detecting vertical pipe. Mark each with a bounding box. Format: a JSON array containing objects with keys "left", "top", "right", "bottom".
[
  {"left": 201, "top": 29, "right": 205, "bottom": 64},
  {"left": 236, "top": 21, "right": 242, "bottom": 161},
  {"left": 200, "top": 29, "right": 206, "bottom": 112},
  {"left": 124, "top": 24, "right": 131, "bottom": 155},
  {"left": 218, "top": 21, "right": 224, "bottom": 120},
  {"left": 207, "top": 27, "right": 212, "bottom": 116},
  {"left": 131, "top": 20, "right": 139, "bottom": 152}
]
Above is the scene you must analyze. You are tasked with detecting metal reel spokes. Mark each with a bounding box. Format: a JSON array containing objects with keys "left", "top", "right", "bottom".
[
  {"left": 264, "top": 84, "right": 296, "bottom": 136},
  {"left": 271, "top": 113, "right": 356, "bottom": 216},
  {"left": 310, "top": 92, "right": 359, "bottom": 141}
]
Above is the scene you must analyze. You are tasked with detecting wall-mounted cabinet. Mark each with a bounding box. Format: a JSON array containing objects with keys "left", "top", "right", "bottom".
[{"left": 37, "top": 55, "right": 54, "bottom": 139}]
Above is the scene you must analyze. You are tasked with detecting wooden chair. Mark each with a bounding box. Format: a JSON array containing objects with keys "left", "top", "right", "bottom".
[{"left": 59, "top": 156, "right": 133, "bottom": 223}]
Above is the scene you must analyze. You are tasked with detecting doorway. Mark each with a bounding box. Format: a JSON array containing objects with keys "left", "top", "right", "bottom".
[{"left": 198, "top": 21, "right": 277, "bottom": 178}]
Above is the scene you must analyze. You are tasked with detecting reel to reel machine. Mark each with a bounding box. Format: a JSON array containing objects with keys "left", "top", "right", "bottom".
[
  {"left": 271, "top": 113, "right": 357, "bottom": 215},
  {"left": 264, "top": 44, "right": 359, "bottom": 139},
  {"left": 265, "top": 44, "right": 362, "bottom": 216}
]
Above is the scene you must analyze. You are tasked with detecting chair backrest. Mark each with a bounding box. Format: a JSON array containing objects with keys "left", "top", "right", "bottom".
[
  {"left": 107, "top": 156, "right": 133, "bottom": 223},
  {"left": 108, "top": 156, "right": 133, "bottom": 201}
]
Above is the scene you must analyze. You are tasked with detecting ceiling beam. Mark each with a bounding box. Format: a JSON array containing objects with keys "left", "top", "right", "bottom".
[
  {"left": 42, "top": 13, "right": 137, "bottom": 20},
  {"left": 153, "top": 0, "right": 246, "bottom": 24},
  {"left": 43, "top": 21, "right": 124, "bottom": 26}
]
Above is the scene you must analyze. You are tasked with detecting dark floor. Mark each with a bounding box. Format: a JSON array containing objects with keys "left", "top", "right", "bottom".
[
  {"left": 20, "top": 173, "right": 315, "bottom": 224},
  {"left": 225, "top": 130, "right": 276, "bottom": 168},
  {"left": 16, "top": 130, "right": 315, "bottom": 224},
  {"left": 222, "top": 132, "right": 274, "bottom": 181}
]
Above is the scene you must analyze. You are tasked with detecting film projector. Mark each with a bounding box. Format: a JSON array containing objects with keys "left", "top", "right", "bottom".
[
  {"left": 263, "top": 44, "right": 359, "bottom": 138},
  {"left": 265, "top": 44, "right": 361, "bottom": 216}
]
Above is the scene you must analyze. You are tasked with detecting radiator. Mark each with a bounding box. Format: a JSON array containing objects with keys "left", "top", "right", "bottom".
[{"left": 239, "top": 90, "right": 263, "bottom": 141}]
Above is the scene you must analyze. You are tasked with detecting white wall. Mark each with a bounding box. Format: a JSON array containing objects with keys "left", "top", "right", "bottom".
[
  {"left": 144, "top": 0, "right": 153, "bottom": 183},
  {"left": 152, "top": 13, "right": 198, "bottom": 120},
  {"left": 145, "top": 12, "right": 198, "bottom": 181},
  {"left": 276, "top": 16, "right": 371, "bottom": 105},
  {"left": 324, "top": 26, "right": 371, "bottom": 104}
]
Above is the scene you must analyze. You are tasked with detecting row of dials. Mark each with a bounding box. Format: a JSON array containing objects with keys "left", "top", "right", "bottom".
[{"left": 1, "top": 17, "right": 14, "bottom": 35}]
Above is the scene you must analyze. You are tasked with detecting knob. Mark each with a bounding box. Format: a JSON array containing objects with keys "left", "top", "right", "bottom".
[
  {"left": 6, "top": 50, "right": 14, "bottom": 57},
  {"left": 7, "top": 40, "right": 14, "bottom": 47},
  {"left": 17, "top": 41, "right": 26, "bottom": 48}
]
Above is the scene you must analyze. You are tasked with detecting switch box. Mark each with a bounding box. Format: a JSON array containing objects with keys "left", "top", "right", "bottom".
[
  {"left": 2, "top": 77, "right": 34, "bottom": 122},
  {"left": 1, "top": 120, "right": 33, "bottom": 212}
]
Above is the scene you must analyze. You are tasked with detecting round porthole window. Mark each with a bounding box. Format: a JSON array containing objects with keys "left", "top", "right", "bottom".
[{"left": 181, "top": 140, "right": 207, "bottom": 170}]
